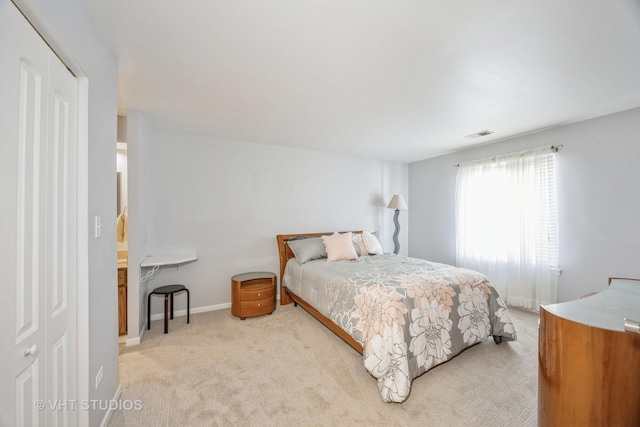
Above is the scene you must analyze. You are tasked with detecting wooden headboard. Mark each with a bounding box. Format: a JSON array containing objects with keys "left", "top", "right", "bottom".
[{"left": 275, "top": 231, "right": 362, "bottom": 305}]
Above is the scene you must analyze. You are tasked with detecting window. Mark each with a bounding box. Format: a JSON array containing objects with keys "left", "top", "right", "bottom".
[{"left": 455, "top": 146, "right": 559, "bottom": 310}]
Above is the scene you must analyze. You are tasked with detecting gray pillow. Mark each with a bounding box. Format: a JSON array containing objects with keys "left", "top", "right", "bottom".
[{"left": 287, "top": 237, "right": 327, "bottom": 264}]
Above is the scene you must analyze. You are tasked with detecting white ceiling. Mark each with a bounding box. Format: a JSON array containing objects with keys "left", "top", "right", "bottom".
[{"left": 84, "top": 0, "right": 640, "bottom": 163}]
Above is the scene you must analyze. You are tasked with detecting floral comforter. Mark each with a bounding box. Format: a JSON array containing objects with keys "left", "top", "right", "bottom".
[{"left": 284, "top": 254, "right": 517, "bottom": 403}]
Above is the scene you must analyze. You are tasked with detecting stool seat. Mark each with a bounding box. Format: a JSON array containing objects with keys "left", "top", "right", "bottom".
[
  {"left": 152, "top": 284, "right": 186, "bottom": 294},
  {"left": 148, "top": 284, "right": 190, "bottom": 333}
]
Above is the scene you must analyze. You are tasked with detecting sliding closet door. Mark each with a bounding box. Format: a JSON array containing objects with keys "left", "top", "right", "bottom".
[{"left": 0, "top": 0, "right": 79, "bottom": 426}]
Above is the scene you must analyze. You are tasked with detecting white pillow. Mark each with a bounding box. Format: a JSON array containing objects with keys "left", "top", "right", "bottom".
[
  {"left": 322, "top": 232, "right": 359, "bottom": 262},
  {"left": 362, "top": 231, "right": 383, "bottom": 255}
]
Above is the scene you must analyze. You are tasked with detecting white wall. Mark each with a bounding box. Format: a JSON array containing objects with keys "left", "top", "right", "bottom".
[
  {"left": 136, "top": 123, "right": 408, "bottom": 317},
  {"left": 125, "top": 111, "right": 152, "bottom": 343},
  {"left": 409, "top": 107, "right": 640, "bottom": 302},
  {"left": 15, "top": 0, "right": 119, "bottom": 426}
]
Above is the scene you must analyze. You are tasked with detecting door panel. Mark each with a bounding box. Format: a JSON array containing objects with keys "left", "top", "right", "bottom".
[
  {"left": 51, "top": 334, "right": 69, "bottom": 427},
  {"left": 16, "top": 361, "right": 39, "bottom": 427},
  {"left": 9, "top": 14, "right": 50, "bottom": 427},
  {"left": 15, "top": 57, "right": 44, "bottom": 346},
  {"left": 46, "top": 34, "right": 78, "bottom": 427}
]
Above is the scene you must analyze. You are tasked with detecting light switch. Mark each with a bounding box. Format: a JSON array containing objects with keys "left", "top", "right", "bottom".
[{"left": 94, "top": 216, "right": 102, "bottom": 238}]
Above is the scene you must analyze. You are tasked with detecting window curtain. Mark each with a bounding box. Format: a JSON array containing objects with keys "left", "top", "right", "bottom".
[{"left": 455, "top": 147, "right": 559, "bottom": 310}]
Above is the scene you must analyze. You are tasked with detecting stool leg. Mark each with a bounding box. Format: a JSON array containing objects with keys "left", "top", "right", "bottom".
[
  {"left": 170, "top": 292, "right": 174, "bottom": 319},
  {"left": 147, "top": 292, "right": 152, "bottom": 330},
  {"left": 186, "top": 289, "right": 190, "bottom": 324},
  {"left": 164, "top": 294, "right": 169, "bottom": 333}
]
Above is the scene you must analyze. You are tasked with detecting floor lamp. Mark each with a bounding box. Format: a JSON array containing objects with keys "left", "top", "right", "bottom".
[{"left": 387, "top": 195, "right": 407, "bottom": 254}]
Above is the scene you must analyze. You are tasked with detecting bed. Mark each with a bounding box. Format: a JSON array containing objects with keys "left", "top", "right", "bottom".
[{"left": 276, "top": 231, "right": 517, "bottom": 403}]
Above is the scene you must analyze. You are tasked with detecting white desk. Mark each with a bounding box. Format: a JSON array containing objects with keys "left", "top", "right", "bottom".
[{"left": 140, "top": 253, "right": 198, "bottom": 268}]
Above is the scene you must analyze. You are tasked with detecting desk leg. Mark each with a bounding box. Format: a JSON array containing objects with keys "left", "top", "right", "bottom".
[
  {"left": 186, "top": 289, "right": 190, "bottom": 324},
  {"left": 147, "top": 292, "right": 152, "bottom": 330}
]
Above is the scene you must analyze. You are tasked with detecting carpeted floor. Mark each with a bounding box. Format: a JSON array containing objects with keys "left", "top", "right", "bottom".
[{"left": 108, "top": 304, "right": 539, "bottom": 427}]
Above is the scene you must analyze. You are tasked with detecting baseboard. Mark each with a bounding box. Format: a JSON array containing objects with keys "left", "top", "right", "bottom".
[
  {"left": 126, "top": 337, "right": 141, "bottom": 346},
  {"left": 125, "top": 323, "right": 145, "bottom": 347},
  {"left": 126, "top": 303, "right": 232, "bottom": 346},
  {"left": 146, "top": 295, "right": 280, "bottom": 322},
  {"left": 149, "top": 302, "right": 231, "bottom": 321},
  {"left": 99, "top": 383, "right": 122, "bottom": 427}
]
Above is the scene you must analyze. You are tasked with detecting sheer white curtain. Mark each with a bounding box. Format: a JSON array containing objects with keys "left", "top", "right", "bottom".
[{"left": 455, "top": 147, "right": 559, "bottom": 310}]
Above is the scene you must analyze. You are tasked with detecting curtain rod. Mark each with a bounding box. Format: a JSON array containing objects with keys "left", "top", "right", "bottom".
[{"left": 454, "top": 144, "right": 563, "bottom": 168}]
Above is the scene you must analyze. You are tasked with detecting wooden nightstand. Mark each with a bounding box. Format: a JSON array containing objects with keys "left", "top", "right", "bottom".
[{"left": 231, "top": 272, "right": 276, "bottom": 320}]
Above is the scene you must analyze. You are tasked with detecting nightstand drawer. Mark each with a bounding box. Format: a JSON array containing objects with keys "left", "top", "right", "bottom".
[
  {"left": 241, "top": 286, "right": 274, "bottom": 301},
  {"left": 239, "top": 298, "right": 275, "bottom": 317}
]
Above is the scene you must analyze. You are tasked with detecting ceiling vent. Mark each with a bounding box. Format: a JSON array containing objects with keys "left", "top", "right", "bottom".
[{"left": 465, "top": 130, "right": 494, "bottom": 139}]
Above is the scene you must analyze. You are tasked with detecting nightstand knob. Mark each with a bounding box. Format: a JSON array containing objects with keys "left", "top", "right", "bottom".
[
  {"left": 257, "top": 303, "right": 261, "bottom": 307},
  {"left": 257, "top": 293, "right": 261, "bottom": 297}
]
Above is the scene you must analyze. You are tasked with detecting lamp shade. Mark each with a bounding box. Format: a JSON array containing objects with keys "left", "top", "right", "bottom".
[{"left": 387, "top": 195, "right": 407, "bottom": 210}]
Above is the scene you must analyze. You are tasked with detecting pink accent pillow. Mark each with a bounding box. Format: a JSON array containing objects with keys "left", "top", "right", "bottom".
[
  {"left": 322, "top": 232, "right": 359, "bottom": 262},
  {"left": 351, "top": 233, "right": 369, "bottom": 256},
  {"left": 355, "top": 241, "right": 368, "bottom": 256}
]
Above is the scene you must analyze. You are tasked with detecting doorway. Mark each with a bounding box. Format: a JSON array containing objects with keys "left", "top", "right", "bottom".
[{"left": 117, "top": 117, "right": 128, "bottom": 340}]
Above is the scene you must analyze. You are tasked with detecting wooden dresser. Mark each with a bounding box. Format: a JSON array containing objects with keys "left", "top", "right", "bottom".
[{"left": 538, "top": 278, "right": 640, "bottom": 426}]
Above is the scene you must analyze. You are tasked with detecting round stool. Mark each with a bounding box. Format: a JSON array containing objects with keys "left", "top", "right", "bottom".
[{"left": 147, "top": 284, "right": 190, "bottom": 333}]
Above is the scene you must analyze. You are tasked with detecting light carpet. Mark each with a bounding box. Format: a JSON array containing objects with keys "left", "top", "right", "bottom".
[{"left": 108, "top": 304, "right": 539, "bottom": 427}]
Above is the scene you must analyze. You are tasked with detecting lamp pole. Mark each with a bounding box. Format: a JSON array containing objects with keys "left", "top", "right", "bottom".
[
  {"left": 387, "top": 194, "right": 407, "bottom": 255},
  {"left": 392, "top": 209, "right": 401, "bottom": 254}
]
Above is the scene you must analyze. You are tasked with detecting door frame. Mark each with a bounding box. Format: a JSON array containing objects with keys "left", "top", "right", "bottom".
[{"left": 12, "top": 1, "right": 91, "bottom": 425}]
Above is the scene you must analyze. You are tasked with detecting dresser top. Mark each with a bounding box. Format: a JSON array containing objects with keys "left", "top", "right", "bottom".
[
  {"left": 542, "top": 279, "right": 640, "bottom": 332},
  {"left": 232, "top": 271, "right": 276, "bottom": 282}
]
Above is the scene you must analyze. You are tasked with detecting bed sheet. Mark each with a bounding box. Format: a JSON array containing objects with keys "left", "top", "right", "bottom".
[{"left": 283, "top": 254, "right": 517, "bottom": 402}]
